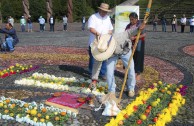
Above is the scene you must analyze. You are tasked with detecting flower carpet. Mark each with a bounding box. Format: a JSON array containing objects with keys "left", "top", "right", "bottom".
[
  {"left": 14, "top": 72, "right": 107, "bottom": 96},
  {"left": 182, "top": 44, "right": 194, "bottom": 57},
  {"left": 0, "top": 46, "right": 191, "bottom": 125},
  {"left": 0, "top": 96, "right": 76, "bottom": 126},
  {"left": 105, "top": 81, "right": 187, "bottom": 126},
  {"left": 0, "top": 46, "right": 184, "bottom": 84}
]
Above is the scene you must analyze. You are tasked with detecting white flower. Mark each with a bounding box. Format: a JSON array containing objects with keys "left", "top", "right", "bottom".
[
  {"left": 2, "top": 115, "right": 6, "bottom": 119},
  {"left": 1, "top": 96, "right": 5, "bottom": 100},
  {"left": 40, "top": 103, "right": 44, "bottom": 107},
  {"left": 47, "top": 122, "right": 54, "bottom": 126},
  {"left": 72, "top": 113, "right": 77, "bottom": 118},
  {"left": 46, "top": 106, "right": 50, "bottom": 111},
  {"left": 67, "top": 110, "right": 71, "bottom": 115},
  {"left": 86, "top": 79, "right": 92, "bottom": 83},
  {"left": 80, "top": 78, "right": 85, "bottom": 82}
]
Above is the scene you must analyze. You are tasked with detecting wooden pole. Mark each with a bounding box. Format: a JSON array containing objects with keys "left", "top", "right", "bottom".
[{"left": 119, "top": 0, "right": 153, "bottom": 100}]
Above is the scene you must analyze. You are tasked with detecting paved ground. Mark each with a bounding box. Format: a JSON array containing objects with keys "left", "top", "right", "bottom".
[{"left": 0, "top": 23, "right": 194, "bottom": 126}]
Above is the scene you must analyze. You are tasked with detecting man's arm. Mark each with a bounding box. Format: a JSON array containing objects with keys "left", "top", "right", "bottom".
[{"left": 0, "top": 28, "right": 15, "bottom": 35}]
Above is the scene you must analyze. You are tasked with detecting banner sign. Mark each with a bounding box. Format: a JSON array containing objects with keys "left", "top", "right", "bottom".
[{"left": 115, "top": 6, "right": 139, "bottom": 33}]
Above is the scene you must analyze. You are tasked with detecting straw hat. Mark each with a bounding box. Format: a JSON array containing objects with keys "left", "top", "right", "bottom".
[
  {"left": 98, "top": 3, "right": 112, "bottom": 12},
  {"left": 91, "top": 34, "right": 116, "bottom": 61}
]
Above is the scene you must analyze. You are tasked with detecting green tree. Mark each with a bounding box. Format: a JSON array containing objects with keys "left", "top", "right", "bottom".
[
  {"left": 1, "top": 0, "right": 22, "bottom": 22},
  {"left": 29, "top": 0, "right": 46, "bottom": 22},
  {"left": 73, "top": 0, "right": 94, "bottom": 21},
  {"left": 53, "top": 0, "right": 67, "bottom": 21}
]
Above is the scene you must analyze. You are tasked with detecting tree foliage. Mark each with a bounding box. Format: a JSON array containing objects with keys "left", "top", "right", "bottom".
[
  {"left": 29, "top": 0, "right": 46, "bottom": 23},
  {"left": 1, "top": 0, "right": 23, "bottom": 22},
  {"left": 0, "top": 0, "right": 125, "bottom": 22}
]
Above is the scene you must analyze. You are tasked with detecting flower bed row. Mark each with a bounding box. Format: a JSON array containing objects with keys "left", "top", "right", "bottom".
[
  {"left": 106, "top": 81, "right": 187, "bottom": 126},
  {"left": 15, "top": 72, "right": 108, "bottom": 96},
  {"left": 0, "top": 63, "right": 39, "bottom": 78},
  {"left": 0, "top": 96, "right": 76, "bottom": 126}
]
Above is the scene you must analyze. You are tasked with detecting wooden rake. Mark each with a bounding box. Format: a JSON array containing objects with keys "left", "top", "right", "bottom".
[{"left": 119, "top": 0, "right": 153, "bottom": 100}]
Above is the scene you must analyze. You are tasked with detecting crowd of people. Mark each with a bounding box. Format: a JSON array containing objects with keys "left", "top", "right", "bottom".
[
  {"left": 152, "top": 14, "right": 194, "bottom": 33},
  {"left": 4, "top": 15, "right": 87, "bottom": 32}
]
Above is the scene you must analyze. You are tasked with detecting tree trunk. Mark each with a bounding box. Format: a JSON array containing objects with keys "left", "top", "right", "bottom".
[
  {"left": 46, "top": 0, "right": 53, "bottom": 22},
  {"left": 22, "top": 0, "right": 30, "bottom": 19},
  {"left": 67, "top": 0, "right": 73, "bottom": 23}
]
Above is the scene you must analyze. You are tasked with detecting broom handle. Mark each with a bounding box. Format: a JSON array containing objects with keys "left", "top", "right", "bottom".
[{"left": 119, "top": 0, "right": 153, "bottom": 100}]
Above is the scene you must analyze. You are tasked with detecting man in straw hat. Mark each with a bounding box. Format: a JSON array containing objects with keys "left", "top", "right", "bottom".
[
  {"left": 88, "top": 2, "right": 113, "bottom": 88},
  {"left": 90, "top": 19, "right": 146, "bottom": 98}
]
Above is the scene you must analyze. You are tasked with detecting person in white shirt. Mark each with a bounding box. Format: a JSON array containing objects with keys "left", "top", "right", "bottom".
[
  {"left": 20, "top": 16, "right": 26, "bottom": 32},
  {"left": 38, "top": 16, "right": 45, "bottom": 32},
  {"left": 180, "top": 14, "right": 187, "bottom": 33},
  {"left": 87, "top": 3, "right": 113, "bottom": 90},
  {"left": 8, "top": 16, "right": 14, "bottom": 27},
  {"left": 49, "top": 16, "right": 55, "bottom": 32},
  {"left": 189, "top": 16, "right": 194, "bottom": 33},
  {"left": 82, "top": 16, "right": 86, "bottom": 31},
  {"left": 63, "top": 15, "right": 68, "bottom": 31}
]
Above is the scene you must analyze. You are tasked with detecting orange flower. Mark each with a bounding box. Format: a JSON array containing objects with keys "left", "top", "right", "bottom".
[
  {"left": 4, "top": 109, "right": 9, "bottom": 114},
  {"left": 24, "top": 103, "right": 29, "bottom": 108},
  {"left": 37, "top": 113, "right": 42, "bottom": 118},
  {"left": 60, "top": 112, "right": 66, "bottom": 116},
  {"left": 41, "top": 108, "right": 47, "bottom": 113},
  {"left": 11, "top": 104, "right": 16, "bottom": 108},
  {"left": 55, "top": 116, "right": 60, "bottom": 121},
  {"left": 5, "top": 99, "right": 10, "bottom": 104}
]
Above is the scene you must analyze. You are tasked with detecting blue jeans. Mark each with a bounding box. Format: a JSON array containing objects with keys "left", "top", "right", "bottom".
[
  {"left": 82, "top": 23, "right": 85, "bottom": 30},
  {"left": 21, "top": 25, "right": 25, "bottom": 32},
  {"left": 40, "top": 24, "right": 44, "bottom": 32},
  {"left": 106, "top": 50, "right": 136, "bottom": 92},
  {"left": 162, "top": 23, "right": 166, "bottom": 32},
  {"left": 190, "top": 25, "right": 194, "bottom": 33},
  {"left": 3, "top": 37, "right": 14, "bottom": 51},
  {"left": 28, "top": 23, "right": 32, "bottom": 30},
  {"left": 172, "top": 24, "right": 176, "bottom": 32},
  {"left": 88, "top": 46, "right": 106, "bottom": 77},
  {"left": 50, "top": 24, "right": 54, "bottom": 32}
]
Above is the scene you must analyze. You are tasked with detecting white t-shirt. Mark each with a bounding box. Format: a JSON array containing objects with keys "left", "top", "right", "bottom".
[
  {"left": 39, "top": 18, "right": 45, "bottom": 24},
  {"left": 180, "top": 17, "right": 186, "bottom": 25},
  {"left": 88, "top": 13, "right": 113, "bottom": 46},
  {"left": 63, "top": 17, "right": 68, "bottom": 24},
  {"left": 190, "top": 18, "right": 194, "bottom": 26},
  {"left": 50, "top": 17, "right": 54, "bottom": 24}
]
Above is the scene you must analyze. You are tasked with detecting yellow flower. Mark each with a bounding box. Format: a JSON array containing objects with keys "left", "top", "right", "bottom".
[
  {"left": 158, "top": 81, "right": 163, "bottom": 85},
  {"left": 30, "top": 109, "right": 37, "bottom": 116},
  {"left": 9, "top": 113, "right": 14, "bottom": 117},
  {"left": 153, "top": 83, "right": 157, "bottom": 86},
  {"left": 33, "top": 117, "right": 38, "bottom": 122},
  {"left": 167, "top": 91, "right": 171, "bottom": 95},
  {"left": 40, "top": 118, "right": 45, "bottom": 122},
  {"left": 179, "top": 84, "right": 183, "bottom": 88},
  {"left": 46, "top": 115, "right": 49, "bottom": 120},
  {"left": 0, "top": 102, "right": 3, "bottom": 107},
  {"left": 181, "top": 98, "right": 186, "bottom": 105}
]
